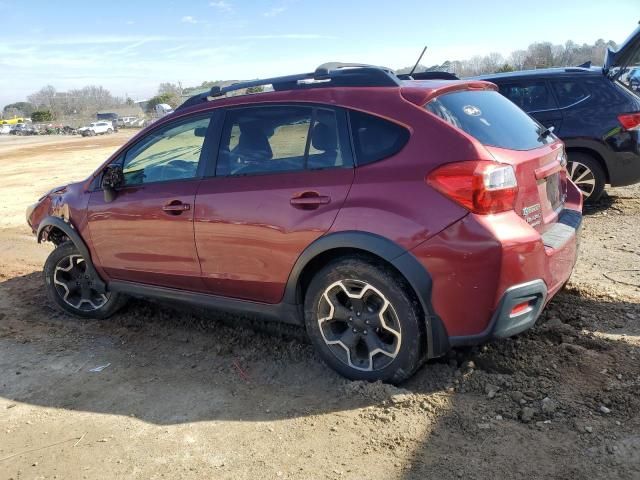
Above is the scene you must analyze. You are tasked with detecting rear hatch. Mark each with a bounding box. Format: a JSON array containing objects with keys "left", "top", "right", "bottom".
[
  {"left": 605, "top": 24, "right": 640, "bottom": 83},
  {"left": 424, "top": 88, "right": 567, "bottom": 233}
]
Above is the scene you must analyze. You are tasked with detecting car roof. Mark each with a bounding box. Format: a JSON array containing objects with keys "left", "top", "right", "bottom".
[{"left": 470, "top": 66, "right": 604, "bottom": 81}]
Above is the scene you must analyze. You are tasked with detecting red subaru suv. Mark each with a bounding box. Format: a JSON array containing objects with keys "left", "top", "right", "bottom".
[{"left": 27, "top": 63, "right": 583, "bottom": 382}]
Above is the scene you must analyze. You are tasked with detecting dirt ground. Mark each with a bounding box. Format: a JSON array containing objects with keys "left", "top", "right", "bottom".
[{"left": 0, "top": 132, "right": 638, "bottom": 480}]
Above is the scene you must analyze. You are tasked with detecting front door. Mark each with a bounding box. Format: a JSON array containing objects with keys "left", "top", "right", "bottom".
[
  {"left": 88, "top": 113, "right": 215, "bottom": 291},
  {"left": 194, "top": 105, "right": 355, "bottom": 303}
]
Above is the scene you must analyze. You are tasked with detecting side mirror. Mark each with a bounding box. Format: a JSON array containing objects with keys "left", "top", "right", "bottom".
[{"left": 101, "top": 164, "right": 125, "bottom": 203}]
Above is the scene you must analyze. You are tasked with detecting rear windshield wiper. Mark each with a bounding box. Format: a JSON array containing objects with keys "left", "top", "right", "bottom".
[{"left": 538, "top": 126, "right": 555, "bottom": 140}]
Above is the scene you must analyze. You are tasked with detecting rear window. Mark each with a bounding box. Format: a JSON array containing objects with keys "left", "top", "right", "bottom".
[
  {"left": 425, "top": 90, "right": 555, "bottom": 151},
  {"left": 551, "top": 80, "right": 591, "bottom": 108},
  {"left": 349, "top": 111, "right": 409, "bottom": 165}
]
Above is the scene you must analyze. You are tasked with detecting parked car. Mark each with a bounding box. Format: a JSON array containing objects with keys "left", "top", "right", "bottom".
[
  {"left": 10, "top": 123, "right": 38, "bottom": 136},
  {"left": 0, "top": 124, "right": 12, "bottom": 134},
  {"left": 27, "top": 62, "right": 582, "bottom": 382},
  {"left": 78, "top": 121, "right": 114, "bottom": 137},
  {"left": 475, "top": 25, "right": 640, "bottom": 202}
]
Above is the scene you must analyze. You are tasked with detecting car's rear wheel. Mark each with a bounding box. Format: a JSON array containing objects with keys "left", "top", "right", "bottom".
[
  {"left": 44, "top": 241, "right": 126, "bottom": 319},
  {"left": 107, "top": 128, "right": 113, "bottom": 134},
  {"left": 304, "top": 256, "right": 425, "bottom": 383},
  {"left": 566, "top": 152, "right": 605, "bottom": 203}
]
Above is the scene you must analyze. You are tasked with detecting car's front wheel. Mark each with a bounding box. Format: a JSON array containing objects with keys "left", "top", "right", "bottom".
[
  {"left": 304, "top": 256, "right": 425, "bottom": 383},
  {"left": 44, "top": 242, "right": 126, "bottom": 319}
]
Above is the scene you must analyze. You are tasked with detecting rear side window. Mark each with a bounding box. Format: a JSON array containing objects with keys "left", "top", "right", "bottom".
[
  {"left": 550, "top": 80, "right": 590, "bottom": 108},
  {"left": 349, "top": 111, "right": 409, "bottom": 165},
  {"left": 498, "top": 81, "right": 556, "bottom": 112},
  {"left": 426, "top": 90, "right": 554, "bottom": 151}
]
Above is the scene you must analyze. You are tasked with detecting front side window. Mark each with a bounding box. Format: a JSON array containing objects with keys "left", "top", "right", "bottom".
[
  {"left": 216, "top": 106, "right": 344, "bottom": 176},
  {"left": 121, "top": 115, "right": 211, "bottom": 185},
  {"left": 498, "top": 81, "right": 556, "bottom": 112},
  {"left": 550, "top": 80, "right": 590, "bottom": 108}
]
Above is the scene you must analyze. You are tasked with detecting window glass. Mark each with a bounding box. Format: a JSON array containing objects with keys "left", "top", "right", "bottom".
[
  {"left": 122, "top": 116, "right": 210, "bottom": 185},
  {"left": 550, "top": 80, "right": 590, "bottom": 108},
  {"left": 216, "top": 106, "right": 343, "bottom": 176},
  {"left": 426, "top": 90, "right": 555, "bottom": 151},
  {"left": 498, "top": 81, "right": 556, "bottom": 112},
  {"left": 349, "top": 111, "right": 409, "bottom": 165}
]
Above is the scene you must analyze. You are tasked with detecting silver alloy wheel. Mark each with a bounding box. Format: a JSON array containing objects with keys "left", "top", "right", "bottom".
[
  {"left": 317, "top": 279, "right": 401, "bottom": 372},
  {"left": 567, "top": 160, "right": 596, "bottom": 198},
  {"left": 53, "top": 254, "right": 109, "bottom": 311}
]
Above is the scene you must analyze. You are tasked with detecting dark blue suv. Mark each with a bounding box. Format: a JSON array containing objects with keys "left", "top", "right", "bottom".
[{"left": 477, "top": 25, "right": 640, "bottom": 202}]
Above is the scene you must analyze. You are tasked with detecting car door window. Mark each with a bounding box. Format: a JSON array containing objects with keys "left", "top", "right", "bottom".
[
  {"left": 550, "top": 80, "right": 590, "bottom": 108},
  {"left": 499, "top": 81, "right": 556, "bottom": 112},
  {"left": 122, "top": 116, "right": 211, "bottom": 186},
  {"left": 216, "top": 105, "right": 344, "bottom": 176}
]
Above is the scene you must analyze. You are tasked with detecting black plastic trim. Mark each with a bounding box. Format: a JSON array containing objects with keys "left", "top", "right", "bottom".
[
  {"left": 109, "top": 280, "right": 301, "bottom": 325},
  {"left": 542, "top": 208, "right": 582, "bottom": 249},
  {"left": 37, "top": 216, "right": 107, "bottom": 293},
  {"left": 283, "top": 231, "right": 450, "bottom": 358},
  {"left": 449, "top": 279, "right": 547, "bottom": 346}
]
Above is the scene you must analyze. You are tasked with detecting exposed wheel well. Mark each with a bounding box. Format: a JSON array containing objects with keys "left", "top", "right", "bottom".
[
  {"left": 566, "top": 147, "right": 609, "bottom": 184},
  {"left": 38, "top": 225, "right": 69, "bottom": 246}
]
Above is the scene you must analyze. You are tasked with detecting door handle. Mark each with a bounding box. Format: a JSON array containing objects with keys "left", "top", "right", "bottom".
[
  {"left": 162, "top": 201, "right": 191, "bottom": 215},
  {"left": 290, "top": 193, "right": 331, "bottom": 209}
]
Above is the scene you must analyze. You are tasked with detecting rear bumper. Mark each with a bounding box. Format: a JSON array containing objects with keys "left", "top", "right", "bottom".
[{"left": 412, "top": 188, "right": 582, "bottom": 351}]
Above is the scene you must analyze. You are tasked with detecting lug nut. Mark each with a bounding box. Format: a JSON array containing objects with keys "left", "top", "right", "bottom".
[
  {"left": 363, "top": 330, "right": 368, "bottom": 335},
  {"left": 365, "top": 320, "right": 370, "bottom": 325},
  {"left": 356, "top": 312, "right": 361, "bottom": 317},
  {"left": 352, "top": 328, "right": 357, "bottom": 333},
  {"left": 348, "top": 317, "right": 353, "bottom": 322}
]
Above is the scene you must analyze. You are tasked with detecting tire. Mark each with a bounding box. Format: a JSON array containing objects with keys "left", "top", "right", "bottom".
[
  {"left": 304, "top": 256, "right": 425, "bottom": 383},
  {"left": 43, "top": 241, "right": 126, "bottom": 319},
  {"left": 107, "top": 128, "right": 113, "bottom": 134},
  {"left": 566, "top": 152, "right": 606, "bottom": 203}
]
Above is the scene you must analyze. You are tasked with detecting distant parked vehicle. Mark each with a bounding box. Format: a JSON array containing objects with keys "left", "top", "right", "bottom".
[
  {"left": 78, "top": 121, "right": 114, "bottom": 137},
  {"left": 10, "top": 123, "right": 38, "bottom": 136},
  {"left": 475, "top": 24, "right": 640, "bottom": 202},
  {"left": 0, "top": 124, "right": 12, "bottom": 134}
]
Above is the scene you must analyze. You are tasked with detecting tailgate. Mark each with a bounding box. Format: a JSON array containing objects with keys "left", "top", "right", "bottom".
[{"left": 485, "top": 143, "right": 567, "bottom": 233}]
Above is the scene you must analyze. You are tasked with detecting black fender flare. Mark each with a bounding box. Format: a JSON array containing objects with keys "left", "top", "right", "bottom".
[
  {"left": 37, "top": 216, "right": 107, "bottom": 293},
  {"left": 283, "top": 231, "right": 450, "bottom": 358}
]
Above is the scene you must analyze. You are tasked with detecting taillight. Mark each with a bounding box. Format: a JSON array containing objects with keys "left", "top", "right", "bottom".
[
  {"left": 427, "top": 161, "right": 518, "bottom": 214},
  {"left": 618, "top": 112, "right": 640, "bottom": 131}
]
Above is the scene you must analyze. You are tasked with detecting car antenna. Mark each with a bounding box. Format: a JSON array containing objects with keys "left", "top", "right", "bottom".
[{"left": 408, "top": 46, "right": 428, "bottom": 78}]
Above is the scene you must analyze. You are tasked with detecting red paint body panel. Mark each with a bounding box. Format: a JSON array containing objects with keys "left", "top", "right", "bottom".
[
  {"left": 86, "top": 181, "right": 204, "bottom": 291},
  {"left": 194, "top": 168, "right": 354, "bottom": 303}
]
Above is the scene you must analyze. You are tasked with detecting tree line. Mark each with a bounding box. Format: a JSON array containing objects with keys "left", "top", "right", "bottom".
[
  {"left": 398, "top": 38, "right": 618, "bottom": 77},
  {"left": 2, "top": 37, "right": 620, "bottom": 121}
]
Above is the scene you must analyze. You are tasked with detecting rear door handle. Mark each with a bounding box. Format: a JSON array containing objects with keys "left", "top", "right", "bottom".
[
  {"left": 290, "top": 193, "right": 331, "bottom": 209},
  {"left": 162, "top": 201, "right": 191, "bottom": 214}
]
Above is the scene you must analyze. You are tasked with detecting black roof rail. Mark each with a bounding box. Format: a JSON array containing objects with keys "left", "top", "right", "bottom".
[{"left": 177, "top": 62, "right": 402, "bottom": 111}]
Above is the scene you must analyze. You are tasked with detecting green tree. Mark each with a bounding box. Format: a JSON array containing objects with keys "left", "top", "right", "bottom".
[
  {"left": 31, "top": 110, "right": 54, "bottom": 122},
  {"left": 495, "top": 63, "right": 516, "bottom": 73},
  {"left": 146, "top": 93, "right": 180, "bottom": 113},
  {"left": 3, "top": 102, "right": 35, "bottom": 117}
]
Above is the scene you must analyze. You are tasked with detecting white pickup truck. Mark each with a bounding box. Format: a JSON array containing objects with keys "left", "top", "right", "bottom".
[{"left": 78, "top": 121, "right": 114, "bottom": 137}]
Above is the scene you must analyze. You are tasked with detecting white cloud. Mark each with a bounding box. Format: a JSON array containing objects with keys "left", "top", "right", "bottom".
[
  {"left": 181, "top": 16, "right": 198, "bottom": 24},
  {"left": 263, "top": 6, "right": 286, "bottom": 17},
  {"left": 209, "top": 1, "right": 232, "bottom": 12}
]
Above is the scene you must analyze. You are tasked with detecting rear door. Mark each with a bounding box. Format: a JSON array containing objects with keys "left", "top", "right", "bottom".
[
  {"left": 497, "top": 80, "right": 563, "bottom": 133},
  {"left": 194, "top": 104, "right": 355, "bottom": 304}
]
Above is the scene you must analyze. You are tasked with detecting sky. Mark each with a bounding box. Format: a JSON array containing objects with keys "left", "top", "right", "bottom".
[{"left": 0, "top": 0, "right": 638, "bottom": 109}]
